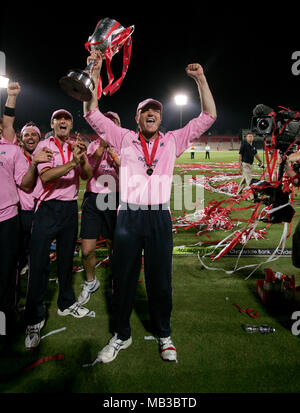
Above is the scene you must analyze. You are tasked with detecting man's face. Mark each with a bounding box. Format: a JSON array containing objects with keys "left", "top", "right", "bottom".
[
  {"left": 246, "top": 133, "right": 254, "bottom": 144},
  {"left": 22, "top": 128, "right": 40, "bottom": 153},
  {"left": 51, "top": 114, "right": 73, "bottom": 140},
  {"left": 136, "top": 104, "right": 162, "bottom": 138}
]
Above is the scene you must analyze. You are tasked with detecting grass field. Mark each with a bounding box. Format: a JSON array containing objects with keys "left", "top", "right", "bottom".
[{"left": 1, "top": 150, "right": 300, "bottom": 398}]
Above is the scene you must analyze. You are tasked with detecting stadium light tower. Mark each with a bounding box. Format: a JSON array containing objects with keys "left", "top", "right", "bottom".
[
  {"left": 0, "top": 76, "right": 9, "bottom": 88},
  {"left": 174, "top": 94, "right": 188, "bottom": 128},
  {"left": 0, "top": 51, "right": 9, "bottom": 117}
]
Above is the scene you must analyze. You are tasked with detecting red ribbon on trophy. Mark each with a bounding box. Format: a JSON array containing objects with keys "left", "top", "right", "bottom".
[{"left": 85, "top": 18, "right": 135, "bottom": 98}]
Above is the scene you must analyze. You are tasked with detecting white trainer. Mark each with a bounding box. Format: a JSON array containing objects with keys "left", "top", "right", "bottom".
[
  {"left": 25, "top": 319, "right": 45, "bottom": 350},
  {"left": 97, "top": 334, "right": 132, "bottom": 363},
  {"left": 158, "top": 336, "right": 177, "bottom": 362},
  {"left": 57, "top": 302, "right": 90, "bottom": 318},
  {"left": 77, "top": 277, "right": 100, "bottom": 305}
]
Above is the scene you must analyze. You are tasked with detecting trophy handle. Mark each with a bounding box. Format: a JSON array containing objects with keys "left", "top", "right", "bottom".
[{"left": 110, "top": 25, "right": 135, "bottom": 56}]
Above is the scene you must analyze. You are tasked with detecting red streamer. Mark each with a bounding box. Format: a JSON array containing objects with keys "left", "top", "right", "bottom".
[{"left": 24, "top": 354, "right": 63, "bottom": 372}]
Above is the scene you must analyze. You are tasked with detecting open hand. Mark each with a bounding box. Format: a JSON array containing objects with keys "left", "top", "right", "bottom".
[
  {"left": 32, "top": 147, "right": 53, "bottom": 165},
  {"left": 74, "top": 136, "right": 86, "bottom": 152},
  {"left": 72, "top": 145, "right": 85, "bottom": 165}
]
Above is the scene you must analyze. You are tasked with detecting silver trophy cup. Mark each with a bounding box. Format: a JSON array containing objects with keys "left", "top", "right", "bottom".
[
  {"left": 59, "top": 60, "right": 95, "bottom": 102},
  {"left": 59, "top": 18, "right": 127, "bottom": 101}
]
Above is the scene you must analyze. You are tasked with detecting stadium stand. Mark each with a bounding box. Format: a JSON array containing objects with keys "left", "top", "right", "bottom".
[{"left": 188, "top": 135, "right": 240, "bottom": 151}]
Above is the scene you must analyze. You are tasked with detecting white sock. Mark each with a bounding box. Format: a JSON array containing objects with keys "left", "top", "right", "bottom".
[{"left": 86, "top": 277, "right": 96, "bottom": 286}]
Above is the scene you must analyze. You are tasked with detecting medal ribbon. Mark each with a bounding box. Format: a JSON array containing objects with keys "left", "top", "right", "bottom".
[
  {"left": 23, "top": 149, "right": 31, "bottom": 165},
  {"left": 139, "top": 132, "right": 159, "bottom": 172},
  {"left": 54, "top": 136, "right": 72, "bottom": 164}
]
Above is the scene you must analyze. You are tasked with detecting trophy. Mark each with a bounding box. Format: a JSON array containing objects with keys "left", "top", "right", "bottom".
[{"left": 59, "top": 18, "right": 134, "bottom": 101}]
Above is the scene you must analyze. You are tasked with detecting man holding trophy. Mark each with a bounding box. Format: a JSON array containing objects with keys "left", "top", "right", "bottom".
[
  {"left": 59, "top": 16, "right": 216, "bottom": 363},
  {"left": 81, "top": 48, "right": 217, "bottom": 364}
]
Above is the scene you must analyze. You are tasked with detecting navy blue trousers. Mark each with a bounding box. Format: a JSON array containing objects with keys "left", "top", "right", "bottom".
[
  {"left": 0, "top": 214, "right": 19, "bottom": 315},
  {"left": 25, "top": 200, "right": 77, "bottom": 325},
  {"left": 111, "top": 204, "right": 173, "bottom": 340}
]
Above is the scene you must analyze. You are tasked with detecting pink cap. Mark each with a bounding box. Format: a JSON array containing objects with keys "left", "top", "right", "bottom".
[
  {"left": 136, "top": 98, "right": 163, "bottom": 115},
  {"left": 51, "top": 109, "right": 73, "bottom": 124},
  {"left": 20, "top": 124, "right": 41, "bottom": 138},
  {"left": 104, "top": 111, "right": 121, "bottom": 125}
]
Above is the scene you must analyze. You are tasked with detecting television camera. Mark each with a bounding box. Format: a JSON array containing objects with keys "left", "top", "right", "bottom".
[{"left": 249, "top": 104, "right": 300, "bottom": 223}]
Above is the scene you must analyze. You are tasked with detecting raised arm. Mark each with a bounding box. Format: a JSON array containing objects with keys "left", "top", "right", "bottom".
[
  {"left": 83, "top": 50, "right": 103, "bottom": 116},
  {"left": 185, "top": 64, "right": 217, "bottom": 119},
  {"left": 83, "top": 51, "right": 128, "bottom": 152},
  {"left": 2, "top": 82, "right": 21, "bottom": 143},
  {"left": 171, "top": 64, "right": 217, "bottom": 157}
]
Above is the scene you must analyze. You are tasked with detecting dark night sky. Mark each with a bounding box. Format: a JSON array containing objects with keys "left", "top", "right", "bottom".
[{"left": 1, "top": 5, "right": 300, "bottom": 136}]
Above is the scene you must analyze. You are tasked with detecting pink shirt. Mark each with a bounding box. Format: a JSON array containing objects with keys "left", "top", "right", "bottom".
[
  {"left": 18, "top": 152, "right": 35, "bottom": 211},
  {"left": 32, "top": 136, "right": 81, "bottom": 202},
  {"left": 85, "top": 139, "right": 120, "bottom": 194},
  {"left": 0, "top": 136, "right": 36, "bottom": 210},
  {"left": 0, "top": 139, "right": 37, "bottom": 210},
  {"left": 0, "top": 135, "right": 18, "bottom": 145},
  {"left": 0, "top": 144, "right": 29, "bottom": 222},
  {"left": 85, "top": 109, "right": 215, "bottom": 205}
]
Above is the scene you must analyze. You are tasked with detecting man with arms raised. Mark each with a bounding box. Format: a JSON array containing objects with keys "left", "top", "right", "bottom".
[
  {"left": 0, "top": 83, "right": 53, "bottom": 346},
  {"left": 84, "top": 52, "right": 217, "bottom": 363}
]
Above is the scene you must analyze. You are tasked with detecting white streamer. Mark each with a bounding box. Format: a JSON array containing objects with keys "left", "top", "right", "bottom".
[
  {"left": 82, "top": 357, "right": 101, "bottom": 368},
  {"left": 41, "top": 327, "right": 66, "bottom": 340},
  {"left": 197, "top": 221, "right": 289, "bottom": 279},
  {"left": 87, "top": 311, "right": 96, "bottom": 318},
  {"left": 144, "top": 335, "right": 158, "bottom": 342}
]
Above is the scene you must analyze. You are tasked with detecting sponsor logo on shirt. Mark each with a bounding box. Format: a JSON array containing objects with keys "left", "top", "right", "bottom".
[{"left": 138, "top": 156, "right": 158, "bottom": 170}]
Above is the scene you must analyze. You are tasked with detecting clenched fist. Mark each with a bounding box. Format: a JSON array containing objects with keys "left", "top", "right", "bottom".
[
  {"left": 87, "top": 50, "right": 103, "bottom": 77},
  {"left": 185, "top": 64, "right": 205, "bottom": 81},
  {"left": 7, "top": 82, "right": 21, "bottom": 97}
]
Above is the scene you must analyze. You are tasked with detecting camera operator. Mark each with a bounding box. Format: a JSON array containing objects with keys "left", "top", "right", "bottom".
[{"left": 237, "top": 132, "right": 263, "bottom": 195}]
